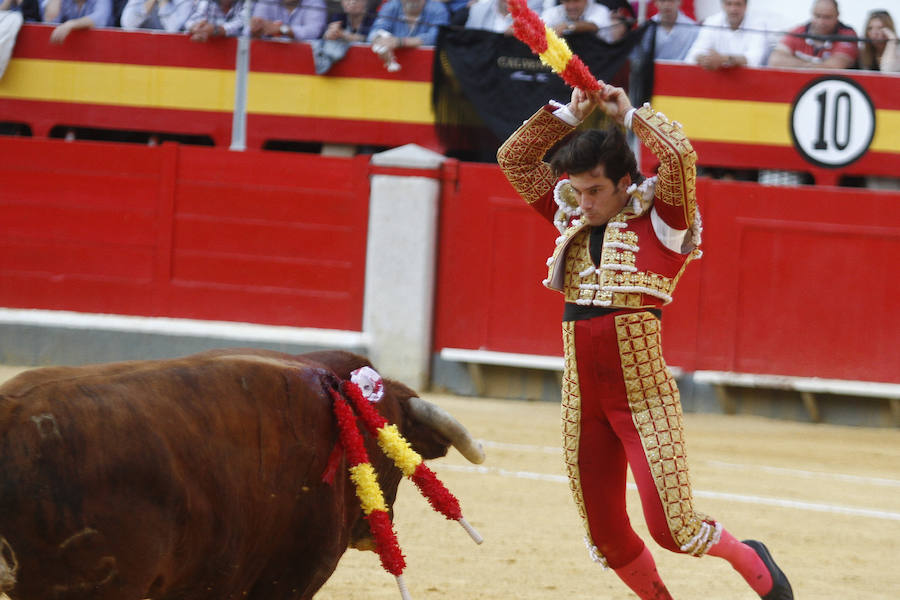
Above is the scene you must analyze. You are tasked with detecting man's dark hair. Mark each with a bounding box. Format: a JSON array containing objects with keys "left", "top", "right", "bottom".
[{"left": 550, "top": 126, "right": 638, "bottom": 183}]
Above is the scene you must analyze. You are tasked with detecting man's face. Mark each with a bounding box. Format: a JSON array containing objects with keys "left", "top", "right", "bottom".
[
  {"left": 867, "top": 15, "right": 889, "bottom": 42},
  {"left": 810, "top": 0, "right": 839, "bottom": 36},
  {"left": 561, "top": 0, "right": 588, "bottom": 21},
  {"left": 569, "top": 165, "right": 630, "bottom": 226},
  {"left": 722, "top": 0, "right": 747, "bottom": 30},
  {"left": 655, "top": 0, "right": 681, "bottom": 26},
  {"left": 341, "top": 0, "right": 365, "bottom": 16},
  {"left": 402, "top": 0, "right": 425, "bottom": 17}
]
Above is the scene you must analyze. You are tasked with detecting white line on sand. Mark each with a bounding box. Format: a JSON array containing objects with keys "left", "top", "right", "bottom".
[
  {"left": 440, "top": 463, "right": 900, "bottom": 522},
  {"left": 478, "top": 440, "right": 900, "bottom": 488}
]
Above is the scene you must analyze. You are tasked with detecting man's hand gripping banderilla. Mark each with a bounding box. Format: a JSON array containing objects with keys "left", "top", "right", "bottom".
[{"left": 566, "top": 82, "right": 635, "bottom": 126}]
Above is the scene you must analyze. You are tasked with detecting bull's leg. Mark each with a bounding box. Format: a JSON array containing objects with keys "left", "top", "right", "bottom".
[{"left": 3, "top": 526, "right": 157, "bottom": 600}]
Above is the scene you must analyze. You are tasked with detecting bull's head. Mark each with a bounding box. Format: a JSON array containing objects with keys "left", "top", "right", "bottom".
[{"left": 347, "top": 378, "right": 484, "bottom": 551}]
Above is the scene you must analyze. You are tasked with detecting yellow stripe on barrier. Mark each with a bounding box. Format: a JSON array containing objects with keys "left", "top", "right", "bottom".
[
  {"left": 0, "top": 58, "right": 434, "bottom": 123},
  {"left": 871, "top": 109, "right": 900, "bottom": 153},
  {"left": 651, "top": 96, "right": 791, "bottom": 146},
  {"left": 247, "top": 72, "right": 433, "bottom": 123},
  {"left": 0, "top": 58, "right": 234, "bottom": 111},
  {"left": 653, "top": 95, "right": 900, "bottom": 153}
]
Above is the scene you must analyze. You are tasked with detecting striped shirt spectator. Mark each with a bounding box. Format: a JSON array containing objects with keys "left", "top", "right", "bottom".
[{"left": 185, "top": 0, "right": 245, "bottom": 39}]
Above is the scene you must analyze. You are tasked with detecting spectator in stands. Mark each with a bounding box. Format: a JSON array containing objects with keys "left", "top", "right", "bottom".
[
  {"left": 312, "top": 0, "right": 371, "bottom": 74},
  {"left": 639, "top": 0, "right": 698, "bottom": 61},
  {"left": 438, "top": 0, "right": 470, "bottom": 20},
  {"left": 323, "top": 0, "right": 373, "bottom": 42},
  {"left": 859, "top": 9, "right": 898, "bottom": 72},
  {"left": 0, "top": 8, "right": 23, "bottom": 82},
  {"left": 767, "top": 0, "right": 857, "bottom": 69},
  {"left": 120, "top": 0, "right": 195, "bottom": 32},
  {"left": 457, "top": 0, "right": 544, "bottom": 29},
  {"left": 367, "top": 0, "right": 448, "bottom": 70},
  {"left": 607, "top": 6, "right": 631, "bottom": 42},
  {"left": 684, "top": 0, "right": 768, "bottom": 70},
  {"left": 184, "top": 0, "right": 244, "bottom": 40},
  {"left": 542, "top": 0, "right": 615, "bottom": 43},
  {"left": 1, "top": 0, "right": 42, "bottom": 21},
  {"left": 464, "top": 0, "right": 511, "bottom": 33},
  {"left": 250, "top": 0, "right": 326, "bottom": 40},
  {"left": 41, "top": 0, "right": 112, "bottom": 43},
  {"left": 368, "top": 0, "right": 447, "bottom": 46}
]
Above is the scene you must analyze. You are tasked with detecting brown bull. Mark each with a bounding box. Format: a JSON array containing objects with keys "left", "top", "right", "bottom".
[{"left": 0, "top": 349, "right": 484, "bottom": 600}]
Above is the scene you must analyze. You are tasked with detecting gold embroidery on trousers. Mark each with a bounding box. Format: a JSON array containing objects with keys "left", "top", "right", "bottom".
[
  {"left": 561, "top": 322, "right": 607, "bottom": 566},
  {"left": 615, "top": 312, "right": 718, "bottom": 555}
]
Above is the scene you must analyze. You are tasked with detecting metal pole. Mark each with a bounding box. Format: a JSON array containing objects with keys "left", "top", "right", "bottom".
[
  {"left": 637, "top": 0, "right": 648, "bottom": 24},
  {"left": 230, "top": 0, "right": 253, "bottom": 151}
]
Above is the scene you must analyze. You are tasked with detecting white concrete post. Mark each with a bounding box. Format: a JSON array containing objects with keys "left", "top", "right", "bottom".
[{"left": 364, "top": 144, "right": 446, "bottom": 389}]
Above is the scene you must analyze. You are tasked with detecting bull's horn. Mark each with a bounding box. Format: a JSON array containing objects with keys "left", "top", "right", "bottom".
[{"left": 406, "top": 397, "right": 485, "bottom": 464}]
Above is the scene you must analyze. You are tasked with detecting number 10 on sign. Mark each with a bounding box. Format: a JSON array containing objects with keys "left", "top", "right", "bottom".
[{"left": 790, "top": 76, "right": 876, "bottom": 169}]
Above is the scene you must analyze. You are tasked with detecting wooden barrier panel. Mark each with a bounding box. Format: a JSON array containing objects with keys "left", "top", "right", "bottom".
[
  {"left": 434, "top": 163, "right": 900, "bottom": 384},
  {"left": 0, "top": 137, "right": 371, "bottom": 330},
  {"left": 693, "top": 179, "right": 900, "bottom": 382}
]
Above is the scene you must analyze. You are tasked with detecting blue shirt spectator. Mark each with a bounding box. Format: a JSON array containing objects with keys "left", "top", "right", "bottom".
[
  {"left": 367, "top": 0, "right": 449, "bottom": 47},
  {"left": 442, "top": 0, "right": 468, "bottom": 17},
  {"left": 41, "top": 0, "right": 112, "bottom": 43},
  {"left": 640, "top": 0, "right": 697, "bottom": 61},
  {"left": 41, "top": 0, "right": 112, "bottom": 24}
]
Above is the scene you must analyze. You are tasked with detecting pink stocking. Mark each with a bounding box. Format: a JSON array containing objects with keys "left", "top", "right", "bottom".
[
  {"left": 706, "top": 529, "right": 773, "bottom": 595},
  {"left": 612, "top": 546, "right": 673, "bottom": 600}
]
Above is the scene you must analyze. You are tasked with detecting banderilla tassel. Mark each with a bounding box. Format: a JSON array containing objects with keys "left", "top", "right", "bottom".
[
  {"left": 330, "top": 387, "right": 406, "bottom": 578},
  {"left": 342, "top": 380, "right": 482, "bottom": 545}
]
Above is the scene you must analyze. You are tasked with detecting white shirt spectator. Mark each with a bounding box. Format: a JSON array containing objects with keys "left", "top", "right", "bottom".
[
  {"left": 684, "top": 10, "right": 769, "bottom": 68},
  {"left": 465, "top": 0, "right": 511, "bottom": 32},
  {"left": 542, "top": 0, "right": 614, "bottom": 43}
]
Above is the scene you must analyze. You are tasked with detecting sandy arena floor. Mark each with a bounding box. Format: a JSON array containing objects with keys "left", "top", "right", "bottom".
[{"left": 1, "top": 366, "right": 898, "bottom": 599}]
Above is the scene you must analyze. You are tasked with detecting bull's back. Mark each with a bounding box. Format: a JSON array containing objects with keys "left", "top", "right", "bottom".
[{"left": 0, "top": 353, "right": 350, "bottom": 600}]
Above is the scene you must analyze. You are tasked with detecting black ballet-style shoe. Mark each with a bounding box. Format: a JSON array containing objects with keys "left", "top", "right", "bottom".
[{"left": 743, "top": 540, "right": 794, "bottom": 600}]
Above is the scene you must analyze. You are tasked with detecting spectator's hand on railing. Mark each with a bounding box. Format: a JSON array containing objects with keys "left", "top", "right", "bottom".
[
  {"left": 189, "top": 20, "right": 216, "bottom": 42},
  {"left": 49, "top": 21, "right": 75, "bottom": 44},
  {"left": 371, "top": 31, "right": 401, "bottom": 72},
  {"left": 250, "top": 16, "right": 266, "bottom": 37},
  {"left": 323, "top": 21, "right": 343, "bottom": 41},
  {"left": 251, "top": 18, "right": 289, "bottom": 39},
  {"left": 696, "top": 49, "right": 725, "bottom": 71}
]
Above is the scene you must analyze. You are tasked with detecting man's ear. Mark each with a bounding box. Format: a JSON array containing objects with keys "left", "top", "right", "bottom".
[{"left": 617, "top": 173, "right": 632, "bottom": 192}]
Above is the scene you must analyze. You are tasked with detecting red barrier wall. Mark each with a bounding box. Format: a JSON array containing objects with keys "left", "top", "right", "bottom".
[
  {"left": 692, "top": 180, "right": 900, "bottom": 382},
  {"left": 2, "top": 138, "right": 898, "bottom": 384},
  {"left": 435, "top": 163, "right": 900, "bottom": 384},
  {"left": 0, "top": 137, "right": 371, "bottom": 330}
]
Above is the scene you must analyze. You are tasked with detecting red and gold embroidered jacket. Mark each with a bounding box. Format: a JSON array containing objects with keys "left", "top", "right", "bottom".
[{"left": 497, "top": 103, "right": 701, "bottom": 310}]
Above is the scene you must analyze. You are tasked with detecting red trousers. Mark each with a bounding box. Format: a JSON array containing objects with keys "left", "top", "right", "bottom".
[{"left": 561, "top": 311, "right": 719, "bottom": 570}]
